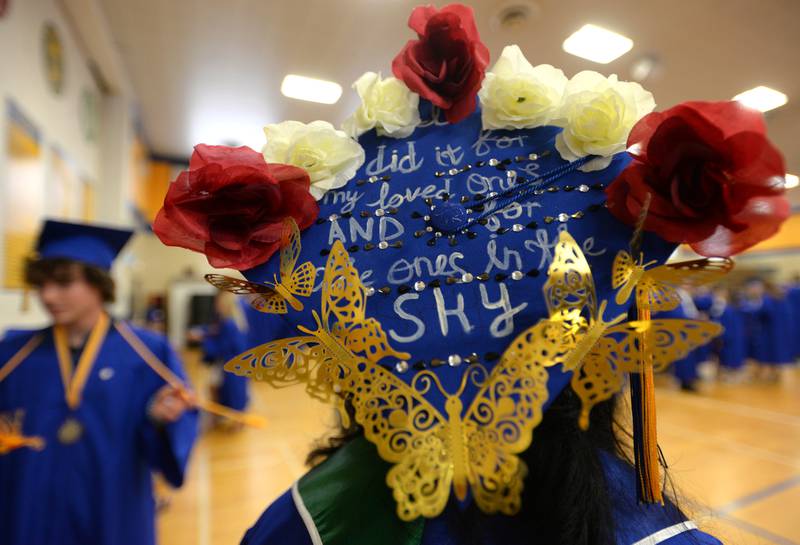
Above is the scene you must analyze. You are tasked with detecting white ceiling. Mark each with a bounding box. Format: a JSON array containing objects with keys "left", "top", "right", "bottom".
[{"left": 98, "top": 0, "right": 800, "bottom": 174}]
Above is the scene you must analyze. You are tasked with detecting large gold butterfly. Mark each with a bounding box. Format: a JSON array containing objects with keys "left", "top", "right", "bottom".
[
  {"left": 205, "top": 217, "right": 316, "bottom": 314},
  {"left": 612, "top": 250, "right": 733, "bottom": 311},
  {"left": 504, "top": 231, "right": 723, "bottom": 429},
  {"left": 224, "top": 240, "right": 410, "bottom": 425},
  {"left": 0, "top": 411, "right": 44, "bottom": 455},
  {"left": 349, "top": 322, "right": 552, "bottom": 521}
]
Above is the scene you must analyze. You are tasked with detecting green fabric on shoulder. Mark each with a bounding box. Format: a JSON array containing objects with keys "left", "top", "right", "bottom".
[{"left": 298, "top": 436, "right": 425, "bottom": 545}]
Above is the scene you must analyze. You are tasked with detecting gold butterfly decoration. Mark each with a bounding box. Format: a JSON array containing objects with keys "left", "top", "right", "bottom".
[
  {"left": 224, "top": 240, "right": 410, "bottom": 425},
  {"left": 504, "top": 231, "right": 723, "bottom": 430},
  {"left": 218, "top": 229, "right": 725, "bottom": 521},
  {"left": 612, "top": 250, "right": 733, "bottom": 311},
  {"left": 223, "top": 239, "right": 553, "bottom": 520},
  {"left": 352, "top": 326, "right": 552, "bottom": 520},
  {"left": 205, "top": 217, "right": 316, "bottom": 314},
  {"left": 0, "top": 411, "right": 44, "bottom": 455}
]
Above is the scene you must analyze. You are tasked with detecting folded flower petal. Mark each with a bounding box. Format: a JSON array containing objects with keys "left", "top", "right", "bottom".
[
  {"left": 606, "top": 101, "right": 789, "bottom": 256},
  {"left": 154, "top": 145, "right": 318, "bottom": 270}
]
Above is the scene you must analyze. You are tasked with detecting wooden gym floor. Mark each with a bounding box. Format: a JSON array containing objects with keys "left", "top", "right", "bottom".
[{"left": 158, "top": 352, "right": 800, "bottom": 545}]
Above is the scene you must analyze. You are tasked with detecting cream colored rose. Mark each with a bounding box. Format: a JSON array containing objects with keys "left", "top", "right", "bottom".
[
  {"left": 478, "top": 45, "right": 567, "bottom": 131},
  {"left": 554, "top": 71, "right": 655, "bottom": 172},
  {"left": 342, "top": 72, "right": 420, "bottom": 139},
  {"left": 263, "top": 120, "right": 365, "bottom": 200}
]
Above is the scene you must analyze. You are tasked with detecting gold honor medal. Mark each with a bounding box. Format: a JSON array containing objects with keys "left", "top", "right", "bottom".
[{"left": 57, "top": 417, "right": 83, "bottom": 444}]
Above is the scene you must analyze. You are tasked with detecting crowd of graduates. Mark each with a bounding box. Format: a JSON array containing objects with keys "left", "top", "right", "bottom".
[{"left": 669, "top": 277, "right": 800, "bottom": 391}]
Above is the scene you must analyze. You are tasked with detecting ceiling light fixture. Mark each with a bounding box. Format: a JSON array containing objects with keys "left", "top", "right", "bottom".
[
  {"left": 733, "top": 86, "right": 787, "bottom": 113},
  {"left": 562, "top": 24, "right": 633, "bottom": 64},
  {"left": 785, "top": 173, "right": 799, "bottom": 189},
  {"left": 280, "top": 74, "right": 342, "bottom": 104}
]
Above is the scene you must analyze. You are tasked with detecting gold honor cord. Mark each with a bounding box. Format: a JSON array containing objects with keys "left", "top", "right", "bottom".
[
  {"left": 0, "top": 334, "right": 44, "bottom": 383},
  {"left": 53, "top": 312, "right": 111, "bottom": 443},
  {"left": 114, "top": 321, "right": 267, "bottom": 429},
  {"left": 54, "top": 312, "right": 111, "bottom": 409}
]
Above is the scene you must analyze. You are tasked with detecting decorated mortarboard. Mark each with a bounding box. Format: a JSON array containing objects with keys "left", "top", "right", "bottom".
[
  {"left": 154, "top": 3, "right": 789, "bottom": 522},
  {"left": 35, "top": 219, "right": 134, "bottom": 271}
]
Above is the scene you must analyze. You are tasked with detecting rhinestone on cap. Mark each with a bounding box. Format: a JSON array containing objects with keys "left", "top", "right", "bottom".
[
  {"left": 448, "top": 354, "right": 462, "bottom": 366},
  {"left": 414, "top": 281, "right": 426, "bottom": 292},
  {"left": 378, "top": 241, "right": 389, "bottom": 250},
  {"left": 395, "top": 360, "right": 409, "bottom": 373},
  {"left": 461, "top": 273, "right": 474, "bottom": 283},
  {"left": 511, "top": 270, "right": 523, "bottom": 280}
]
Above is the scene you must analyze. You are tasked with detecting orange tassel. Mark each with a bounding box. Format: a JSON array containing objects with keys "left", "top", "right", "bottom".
[{"left": 635, "top": 292, "right": 663, "bottom": 504}]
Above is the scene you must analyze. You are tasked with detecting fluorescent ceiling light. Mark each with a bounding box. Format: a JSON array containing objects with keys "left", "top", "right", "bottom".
[
  {"left": 733, "top": 86, "right": 787, "bottom": 113},
  {"left": 785, "top": 173, "right": 799, "bottom": 189},
  {"left": 280, "top": 74, "right": 342, "bottom": 104},
  {"left": 562, "top": 24, "right": 633, "bottom": 64}
]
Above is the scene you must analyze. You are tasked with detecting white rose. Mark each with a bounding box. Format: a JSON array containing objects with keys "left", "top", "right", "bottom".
[
  {"left": 342, "top": 72, "right": 420, "bottom": 139},
  {"left": 263, "top": 120, "right": 365, "bottom": 200},
  {"left": 478, "top": 45, "right": 567, "bottom": 131},
  {"left": 554, "top": 71, "right": 655, "bottom": 172}
]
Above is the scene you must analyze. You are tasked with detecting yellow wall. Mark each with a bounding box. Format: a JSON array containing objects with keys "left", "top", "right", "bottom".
[
  {"left": 129, "top": 135, "right": 178, "bottom": 223},
  {"left": 3, "top": 119, "right": 43, "bottom": 289},
  {"left": 743, "top": 212, "right": 800, "bottom": 254}
]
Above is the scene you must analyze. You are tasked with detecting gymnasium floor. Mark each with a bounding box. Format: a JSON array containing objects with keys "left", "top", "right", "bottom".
[{"left": 158, "top": 353, "right": 800, "bottom": 545}]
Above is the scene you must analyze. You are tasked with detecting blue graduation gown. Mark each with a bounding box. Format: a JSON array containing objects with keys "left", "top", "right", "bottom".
[
  {"left": 243, "top": 303, "right": 278, "bottom": 348},
  {"left": 658, "top": 303, "right": 701, "bottom": 384},
  {"left": 201, "top": 318, "right": 250, "bottom": 411},
  {"left": 712, "top": 303, "right": 747, "bottom": 370},
  {"left": 740, "top": 297, "right": 770, "bottom": 363},
  {"left": 762, "top": 295, "right": 794, "bottom": 365},
  {"left": 0, "top": 324, "right": 198, "bottom": 545},
  {"left": 786, "top": 285, "right": 800, "bottom": 359},
  {"left": 239, "top": 449, "right": 721, "bottom": 545},
  {"left": 691, "top": 294, "right": 714, "bottom": 365}
]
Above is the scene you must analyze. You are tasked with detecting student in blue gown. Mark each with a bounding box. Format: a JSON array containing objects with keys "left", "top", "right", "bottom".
[
  {"left": 785, "top": 276, "right": 800, "bottom": 360},
  {"left": 740, "top": 278, "right": 771, "bottom": 369},
  {"left": 200, "top": 292, "right": 249, "bottom": 412},
  {"left": 661, "top": 289, "right": 704, "bottom": 392},
  {"left": 709, "top": 286, "right": 747, "bottom": 381},
  {"left": 690, "top": 287, "right": 714, "bottom": 368},
  {"left": 0, "top": 220, "right": 198, "bottom": 545},
  {"left": 762, "top": 284, "right": 795, "bottom": 373}
]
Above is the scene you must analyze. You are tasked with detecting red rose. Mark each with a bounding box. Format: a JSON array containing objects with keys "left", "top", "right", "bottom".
[
  {"left": 153, "top": 144, "right": 318, "bottom": 270},
  {"left": 606, "top": 101, "right": 789, "bottom": 256},
  {"left": 392, "top": 3, "right": 490, "bottom": 124}
]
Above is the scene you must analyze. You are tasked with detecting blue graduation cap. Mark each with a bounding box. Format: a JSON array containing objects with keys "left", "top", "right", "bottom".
[
  {"left": 35, "top": 219, "right": 133, "bottom": 271},
  {"left": 228, "top": 100, "right": 696, "bottom": 517},
  {"left": 242, "top": 101, "right": 676, "bottom": 402}
]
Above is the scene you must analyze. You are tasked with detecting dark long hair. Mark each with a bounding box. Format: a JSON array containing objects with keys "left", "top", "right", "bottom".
[{"left": 307, "top": 388, "right": 669, "bottom": 545}]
